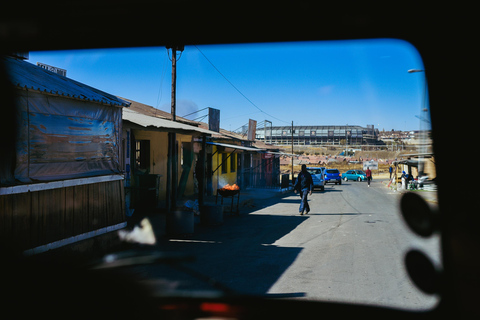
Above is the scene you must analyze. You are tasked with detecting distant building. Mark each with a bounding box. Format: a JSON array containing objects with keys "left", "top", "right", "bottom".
[
  {"left": 378, "top": 130, "right": 432, "bottom": 148},
  {"left": 256, "top": 124, "right": 380, "bottom": 146}
]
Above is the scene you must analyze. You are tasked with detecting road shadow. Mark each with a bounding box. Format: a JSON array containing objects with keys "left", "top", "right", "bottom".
[
  {"left": 307, "top": 213, "right": 359, "bottom": 216},
  {"left": 146, "top": 212, "right": 305, "bottom": 297},
  {"left": 263, "top": 292, "right": 306, "bottom": 298},
  {"left": 277, "top": 198, "right": 303, "bottom": 204},
  {"left": 322, "top": 188, "right": 343, "bottom": 193}
]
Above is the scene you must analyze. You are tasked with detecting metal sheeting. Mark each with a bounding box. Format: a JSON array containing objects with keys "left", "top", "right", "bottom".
[
  {"left": 206, "top": 141, "right": 264, "bottom": 152},
  {"left": 14, "top": 90, "right": 122, "bottom": 183},
  {"left": 393, "top": 159, "right": 422, "bottom": 167},
  {"left": 3, "top": 56, "right": 130, "bottom": 107},
  {"left": 123, "top": 108, "right": 219, "bottom": 135}
]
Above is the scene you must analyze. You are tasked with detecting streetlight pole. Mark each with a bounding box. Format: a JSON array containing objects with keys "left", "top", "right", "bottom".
[
  {"left": 408, "top": 68, "right": 427, "bottom": 178},
  {"left": 345, "top": 124, "right": 348, "bottom": 157},
  {"left": 291, "top": 121, "right": 294, "bottom": 184}
]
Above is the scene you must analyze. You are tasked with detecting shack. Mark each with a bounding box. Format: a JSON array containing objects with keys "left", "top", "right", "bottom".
[
  {"left": 204, "top": 130, "right": 281, "bottom": 194},
  {"left": 251, "top": 140, "right": 282, "bottom": 188},
  {"left": 121, "top": 101, "right": 218, "bottom": 211},
  {"left": 206, "top": 140, "right": 263, "bottom": 194},
  {"left": 391, "top": 153, "right": 436, "bottom": 188},
  {"left": 0, "top": 56, "right": 130, "bottom": 253}
]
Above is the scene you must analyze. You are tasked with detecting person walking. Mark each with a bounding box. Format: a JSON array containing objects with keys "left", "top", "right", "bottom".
[
  {"left": 366, "top": 166, "right": 372, "bottom": 187},
  {"left": 294, "top": 164, "right": 314, "bottom": 215},
  {"left": 389, "top": 166, "right": 393, "bottom": 179}
]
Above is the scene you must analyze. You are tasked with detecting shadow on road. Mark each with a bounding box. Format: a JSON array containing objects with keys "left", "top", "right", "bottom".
[
  {"left": 307, "top": 213, "right": 359, "bottom": 216},
  {"left": 146, "top": 211, "right": 306, "bottom": 296},
  {"left": 322, "top": 188, "right": 343, "bottom": 193}
]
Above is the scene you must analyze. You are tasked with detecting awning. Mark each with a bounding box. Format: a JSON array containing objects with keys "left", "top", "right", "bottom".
[
  {"left": 206, "top": 141, "right": 264, "bottom": 152},
  {"left": 393, "top": 159, "right": 424, "bottom": 167},
  {"left": 208, "top": 141, "right": 264, "bottom": 175},
  {"left": 123, "top": 108, "right": 219, "bottom": 135},
  {"left": 397, "top": 153, "right": 434, "bottom": 158},
  {"left": 265, "top": 151, "right": 295, "bottom": 157}
]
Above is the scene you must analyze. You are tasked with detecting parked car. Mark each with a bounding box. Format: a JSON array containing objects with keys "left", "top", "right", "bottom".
[
  {"left": 324, "top": 168, "right": 342, "bottom": 185},
  {"left": 342, "top": 170, "right": 367, "bottom": 182},
  {"left": 306, "top": 167, "right": 325, "bottom": 191}
]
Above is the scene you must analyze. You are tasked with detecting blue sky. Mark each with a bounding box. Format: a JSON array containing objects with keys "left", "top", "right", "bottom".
[{"left": 28, "top": 39, "right": 427, "bottom": 132}]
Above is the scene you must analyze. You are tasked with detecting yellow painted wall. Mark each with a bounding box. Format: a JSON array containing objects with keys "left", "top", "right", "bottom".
[
  {"left": 132, "top": 130, "right": 195, "bottom": 201},
  {"left": 425, "top": 157, "right": 436, "bottom": 179},
  {"left": 178, "top": 134, "right": 196, "bottom": 196},
  {"left": 212, "top": 145, "right": 237, "bottom": 194}
]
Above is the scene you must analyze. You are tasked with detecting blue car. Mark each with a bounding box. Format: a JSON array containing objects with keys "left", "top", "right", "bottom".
[
  {"left": 324, "top": 169, "right": 342, "bottom": 185},
  {"left": 306, "top": 167, "right": 325, "bottom": 191},
  {"left": 342, "top": 170, "right": 367, "bottom": 182}
]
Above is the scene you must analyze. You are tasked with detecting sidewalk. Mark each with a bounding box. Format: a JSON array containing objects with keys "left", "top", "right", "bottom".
[
  {"left": 381, "top": 179, "right": 438, "bottom": 205},
  {"left": 153, "top": 187, "right": 291, "bottom": 238},
  {"left": 203, "top": 187, "right": 290, "bottom": 210},
  {"left": 39, "top": 187, "right": 290, "bottom": 262}
]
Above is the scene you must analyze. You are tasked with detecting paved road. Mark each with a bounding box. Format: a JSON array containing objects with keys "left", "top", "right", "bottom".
[{"left": 134, "top": 179, "right": 440, "bottom": 311}]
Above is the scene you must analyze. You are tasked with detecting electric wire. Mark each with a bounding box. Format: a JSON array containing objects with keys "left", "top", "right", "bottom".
[
  {"left": 194, "top": 45, "right": 289, "bottom": 125},
  {"left": 156, "top": 48, "right": 169, "bottom": 109},
  {"left": 181, "top": 107, "right": 209, "bottom": 118}
]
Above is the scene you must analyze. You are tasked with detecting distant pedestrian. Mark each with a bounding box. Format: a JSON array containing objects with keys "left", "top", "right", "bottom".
[
  {"left": 389, "top": 166, "right": 393, "bottom": 179},
  {"left": 366, "top": 167, "right": 372, "bottom": 187},
  {"left": 294, "top": 164, "right": 313, "bottom": 215}
]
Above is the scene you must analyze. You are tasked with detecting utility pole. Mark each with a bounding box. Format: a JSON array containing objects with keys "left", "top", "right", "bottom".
[
  {"left": 170, "top": 46, "right": 179, "bottom": 121},
  {"left": 166, "top": 45, "right": 184, "bottom": 213}
]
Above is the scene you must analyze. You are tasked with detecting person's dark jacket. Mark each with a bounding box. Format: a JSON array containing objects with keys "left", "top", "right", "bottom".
[{"left": 294, "top": 170, "right": 314, "bottom": 192}]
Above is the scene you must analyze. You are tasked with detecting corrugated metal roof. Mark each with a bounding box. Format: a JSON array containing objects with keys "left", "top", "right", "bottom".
[
  {"left": 3, "top": 56, "right": 130, "bottom": 107},
  {"left": 123, "top": 108, "right": 219, "bottom": 135},
  {"left": 119, "top": 97, "right": 203, "bottom": 126},
  {"left": 206, "top": 141, "right": 264, "bottom": 152}
]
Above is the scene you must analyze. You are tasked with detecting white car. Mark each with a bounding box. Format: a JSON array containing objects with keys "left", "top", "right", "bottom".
[{"left": 307, "top": 167, "right": 325, "bottom": 191}]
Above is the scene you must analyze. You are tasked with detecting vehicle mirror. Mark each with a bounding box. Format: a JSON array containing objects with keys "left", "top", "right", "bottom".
[
  {"left": 405, "top": 249, "right": 440, "bottom": 295},
  {"left": 400, "top": 192, "right": 437, "bottom": 237}
]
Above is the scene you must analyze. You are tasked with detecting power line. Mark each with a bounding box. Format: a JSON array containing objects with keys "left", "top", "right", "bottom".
[
  {"left": 181, "top": 107, "right": 209, "bottom": 118},
  {"left": 155, "top": 48, "right": 169, "bottom": 108},
  {"left": 194, "top": 45, "right": 289, "bottom": 125},
  {"left": 233, "top": 123, "right": 248, "bottom": 133},
  {"left": 193, "top": 115, "right": 208, "bottom": 122}
]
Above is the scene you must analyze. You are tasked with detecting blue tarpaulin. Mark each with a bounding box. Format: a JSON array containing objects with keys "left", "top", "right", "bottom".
[{"left": 3, "top": 56, "right": 129, "bottom": 184}]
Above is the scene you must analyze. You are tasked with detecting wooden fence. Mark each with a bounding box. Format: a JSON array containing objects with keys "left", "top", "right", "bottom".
[{"left": 0, "top": 179, "right": 125, "bottom": 252}]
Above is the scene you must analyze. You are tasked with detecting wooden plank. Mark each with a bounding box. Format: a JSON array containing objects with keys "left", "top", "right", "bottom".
[
  {"left": 0, "top": 195, "right": 13, "bottom": 246},
  {"left": 0, "top": 195, "right": 9, "bottom": 241},
  {"left": 113, "top": 179, "right": 125, "bottom": 225},
  {"left": 87, "top": 182, "right": 102, "bottom": 231},
  {"left": 39, "top": 189, "right": 49, "bottom": 244},
  {"left": 37, "top": 190, "right": 47, "bottom": 245},
  {"left": 119, "top": 179, "right": 126, "bottom": 224},
  {"left": 112, "top": 180, "right": 122, "bottom": 225},
  {"left": 12, "top": 192, "right": 30, "bottom": 250},
  {"left": 73, "top": 184, "right": 85, "bottom": 235},
  {"left": 42, "top": 188, "right": 61, "bottom": 243},
  {"left": 2, "top": 179, "right": 127, "bottom": 251},
  {"left": 106, "top": 181, "right": 115, "bottom": 225},
  {"left": 30, "top": 191, "right": 41, "bottom": 248},
  {"left": 64, "top": 186, "right": 75, "bottom": 238},
  {"left": 87, "top": 183, "right": 94, "bottom": 232},
  {"left": 97, "top": 182, "right": 107, "bottom": 228},
  {"left": 57, "top": 188, "right": 66, "bottom": 241},
  {"left": 80, "top": 184, "right": 89, "bottom": 233}
]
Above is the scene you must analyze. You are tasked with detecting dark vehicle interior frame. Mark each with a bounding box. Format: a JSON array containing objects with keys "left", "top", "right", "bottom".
[{"left": 1, "top": 2, "right": 477, "bottom": 319}]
